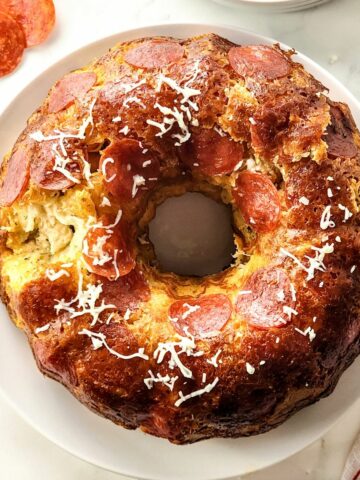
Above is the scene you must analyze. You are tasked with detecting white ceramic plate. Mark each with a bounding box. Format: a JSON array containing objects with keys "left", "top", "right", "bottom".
[
  {"left": 213, "top": 0, "right": 331, "bottom": 13},
  {"left": 0, "top": 23, "right": 359, "bottom": 480}
]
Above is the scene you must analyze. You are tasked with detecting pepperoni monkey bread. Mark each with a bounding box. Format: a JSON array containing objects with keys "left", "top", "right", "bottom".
[{"left": 0, "top": 34, "right": 359, "bottom": 444}]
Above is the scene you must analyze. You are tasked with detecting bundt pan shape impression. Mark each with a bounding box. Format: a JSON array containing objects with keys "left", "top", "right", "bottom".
[{"left": 0, "top": 34, "right": 359, "bottom": 444}]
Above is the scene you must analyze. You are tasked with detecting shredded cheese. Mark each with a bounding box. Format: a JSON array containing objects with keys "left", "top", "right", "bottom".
[
  {"left": 79, "top": 328, "right": 149, "bottom": 360},
  {"left": 290, "top": 283, "right": 297, "bottom": 302},
  {"left": 146, "top": 68, "right": 201, "bottom": 146},
  {"left": 119, "top": 125, "right": 130, "bottom": 135},
  {"left": 50, "top": 142, "right": 82, "bottom": 185},
  {"left": 45, "top": 268, "right": 70, "bottom": 281},
  {"left": 101, "top": 157, "right": 116, "bottom": 183},
  {"left": 35, "top": 323, "right": 50, "bottom": 334},
  {"left": 100, "top": 196, "right": 111, "bottom": 207},
  {"left": 29, "top": 99, "right": 96, "bottom": 186},
  {"left": 234, "top": 160, "right": 243, "bottom": 172},
  {"left": 31, "top": 99, "right": 96, "bottom": 144},
  {"left": 83, "top": 233, "right": 112, "bottom": 267},
  {"left": 153, "top": 329, "right": 204, "bottom": 380},
  {"left": 132, "top": 174, "right": 146, "bottom": 198},
  {"left": 55, "top": 265, "right": 116, "bottom": 326},
  {"left": 246, "top": 363, "right": 255, "bottom": 375},
  {"left": 106, "top": 312, "right": 115, "bottom": 325},
  {"left": 338, "top": 204, "right": 353, "bottom": 222},
  {"left": 299, "top": 196, "right": 310, "bottom": 206},
  {"left": 144, "top": 370, "right": 178, "bottom": 391},
  {"left": 277, "top": 289, "right": 285, "bottom": 302},
  {"left": 91, "top": 209, "right": 122, "bottom": 231},
  {"left": 283, "top": 306, "right": 298, "bottom": 318},
  {"left": 294, "top": 326, "right": 316, "bottom": 342},
  {"left": 155, "top": 73, "right": 201, "bottom": 109},
  {"left": 213, "top": 125, "right": 226, "bottom": 137},
  {"left": 280, "top": 243, "right": 334, "bottom": 281},
  {"left": 112, "top": 249, "right": 120, "bottom": 280},
  {"left": 123, "top": 96, "right": 146, "bottom": 109},
  {"left": 181, "top": 303, "right": 200, "bottom": 320},
  {"left": 207, "top": 349, "right": 222, "bottom": 368},
  {"left": 175, "top": 377, "right": 219, "bottom": 407},
  {"left": 320, "top": 205, "right": 335, "bottom": 230},
  {"left": 122, "top": 79, "right": 146, "bottom": 94}
]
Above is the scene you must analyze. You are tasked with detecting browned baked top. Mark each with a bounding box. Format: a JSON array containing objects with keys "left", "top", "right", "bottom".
[{"left": 0, "top": 34, "right": 359, "bottom": 444}]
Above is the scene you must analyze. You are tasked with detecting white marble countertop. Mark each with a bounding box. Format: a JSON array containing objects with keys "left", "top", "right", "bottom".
[{"left": 0, "top": 0, "right": 360, "bottom": 478}]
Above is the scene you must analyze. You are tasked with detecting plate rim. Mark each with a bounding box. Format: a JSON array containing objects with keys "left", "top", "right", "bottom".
[
  {"left": 0, "top": 21, "right": 359, "bottom": 480},
  {"left": 212, "top": 0, "right": 331, "bottom": 13}
]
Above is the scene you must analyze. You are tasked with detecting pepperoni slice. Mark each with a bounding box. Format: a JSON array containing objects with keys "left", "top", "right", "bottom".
[
  {"left": 236, "top": 267, "right": 294, "bottom": 329},
  {"left": 0, "top": 0, "right": 55, "bottom": 47},
  {"left": 18, "top": 276, "right": 75, "bottom": 329},
  {"left": 228, "top": 45, "right": 290, "bottom": 81},
  {"left": 125, "top": 40, "right": 184, "bottom": 69},
  {"left": 83, "top": 215, "right": 135, "bottom": 280},
  {"left": 99, "top": 268, "right": 150, "bottom": 315},
  {"left": 0, "top": 11, "right": 26, "bottom": 77},
  {"left": 48, "top": 71, "right": 97, "bottom": 113},
  {"left": 169, "top": 294, "right": 232, "bottom": 337},
  {"left": 0, "top": 148, "right": 29, "bottom": 206},
  {"left": 233, "top": 170, "right": 281, "bottom": 233},
  {"left": 179, "top": 128, "right": 244, "bottom": 176},
  {"left": 30, "top": 141, "right": 82, "bottom": 190},
  {"left": 100, "top": 139, "right": 160, "bottom": 201},
  {"left": 324, "top": 105, "right": 357, "bottom": 159},
  {"left": 32, "top": 338, "right": 77, "bottom": 385}
]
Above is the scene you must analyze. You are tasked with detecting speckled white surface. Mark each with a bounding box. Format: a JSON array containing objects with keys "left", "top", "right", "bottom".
[{"left": 0, "top": 0, "right": 360, "bottom": 478}]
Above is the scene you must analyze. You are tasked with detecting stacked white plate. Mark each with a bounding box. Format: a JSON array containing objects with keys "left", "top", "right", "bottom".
[{"left": 213, "top": 0, "right": 331, "bottom": 13}]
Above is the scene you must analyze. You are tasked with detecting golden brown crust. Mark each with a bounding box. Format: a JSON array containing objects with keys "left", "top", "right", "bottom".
[{"left": 0, "top": 33, "right": 359, "bottom": 444}]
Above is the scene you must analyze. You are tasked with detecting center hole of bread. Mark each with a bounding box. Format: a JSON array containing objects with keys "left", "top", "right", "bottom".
[{"left": 148, "top": 192, "right": 236, "bottom": 277}]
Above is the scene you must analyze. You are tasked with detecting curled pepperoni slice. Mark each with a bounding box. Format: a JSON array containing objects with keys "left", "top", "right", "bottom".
[
  {"left": 83, "top": 215, "right": 135, "bottom": 280},
  {"left": 0, "top": 11, "right": 26, "bottom": 77},
  {"left": 99, "top": 268, "right": 150, "bottom": 315},
  {"left": 179, "top": 128, "right": 244, "bottom": 176},
  {"left": 236, "top": 267, "right": 294, "bottom": 329},
  {"left": 0, "top": 0, "right": 55, "bottom": 47},
  {"left": 125, "top": 40, "right": 184, "bottom": 69},
  {"left": 30, "top": 141, "right": 82, "bottom": 190},
  {"left": 48, "top": 71, "right": 97, "bottom": 113},
  {"left": 324, "top": 105, "right": 357, "bottom": 159},
  {"left": 0, "top": 148, "right": 29, "bottom": 206},
  {"left": 233, "top": 170, "right": 281, "bottom": 233},
  {"left": 169, "top": 294, "right": 232, "bottom": 337},
  {"left": 228, "top": 45, "right": 290, "bottom": 81},
  {"left": 100, "top": 139, "right": 159, "bottom": 201}
]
